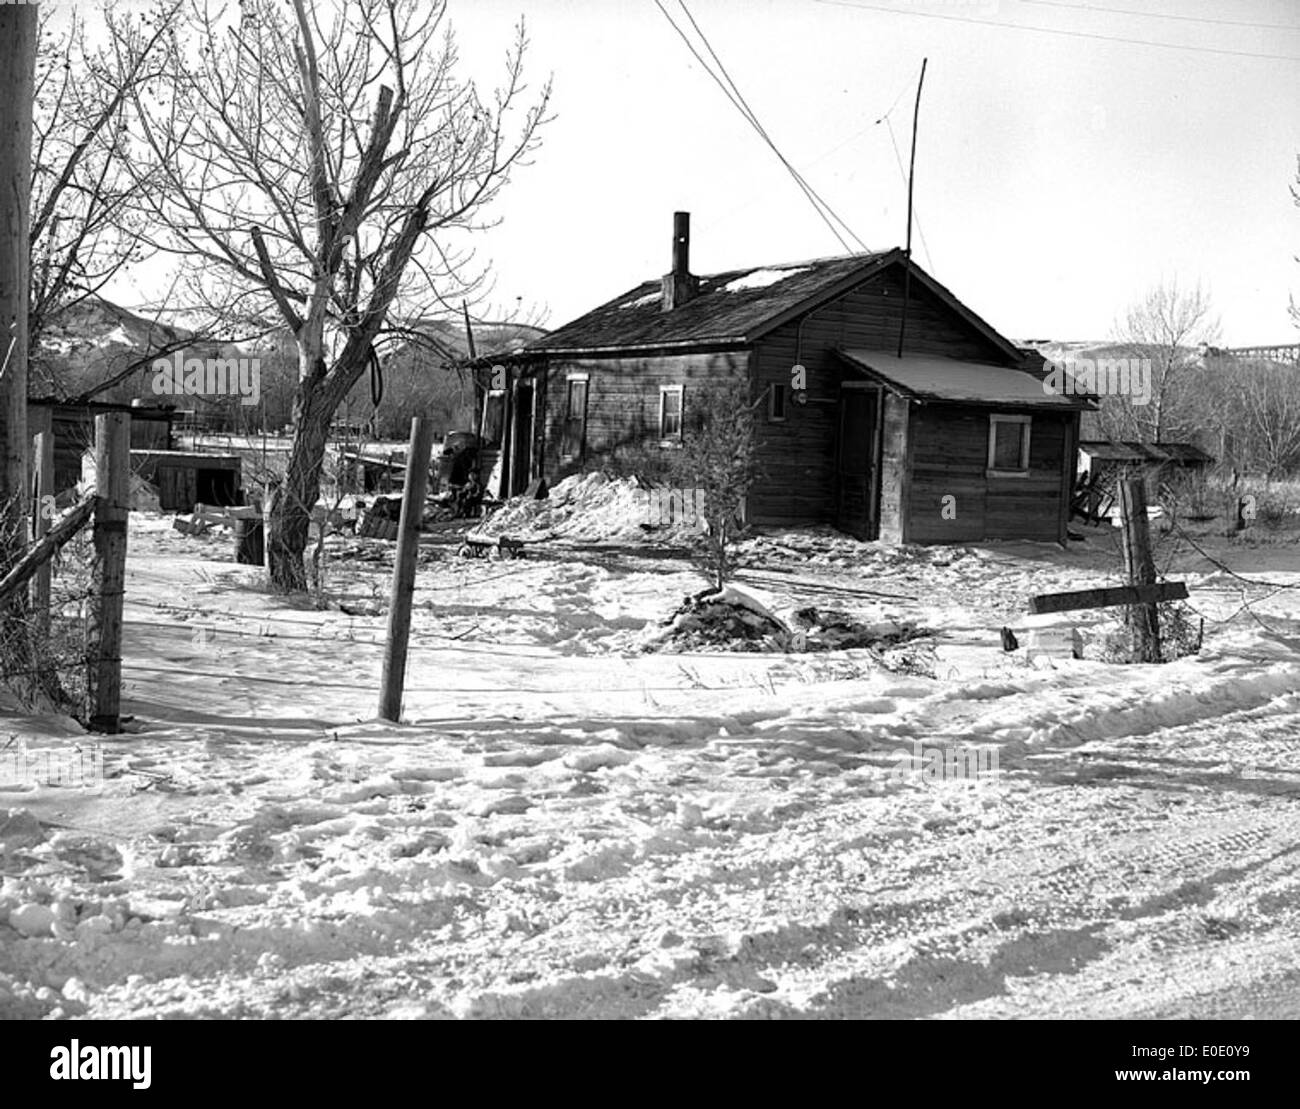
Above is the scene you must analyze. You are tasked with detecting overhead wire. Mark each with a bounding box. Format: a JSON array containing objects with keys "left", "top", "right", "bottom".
[
  {"left": 654, "top": 0, "right": 871, "bottom": 253},
  {"left": 1021, "top": 0, "right": 1300, "bottom": 35},
  {"left": 673, "top": 0, "right": 871, "bottom": 250},
  {"left": 814, "top": 0, "right": 1300, "bottom": 62}
]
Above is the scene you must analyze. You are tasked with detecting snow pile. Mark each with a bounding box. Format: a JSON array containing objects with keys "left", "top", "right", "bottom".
[{"left": 473, "top": 472, "right": 708, "bottom": 545}]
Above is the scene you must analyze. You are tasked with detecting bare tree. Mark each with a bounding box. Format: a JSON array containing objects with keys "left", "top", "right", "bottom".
[
  {"left": 1113, "top": 280, "right": 1219, "bottom": 444},
  {"left": 110, "top": 0, "right": 550, "bottom": 589},
  {"left": 1202, "top": 355, "right": 1300, "bottom": 480},
  {"left": 28, "top": 2, "right": 178, "bottom": 397},
  {"left": 672, "top": 375, "right": 759, "bottom": 592},
  {"left": 1291, "top": 154, "right": 1299, "bottom": 330}
]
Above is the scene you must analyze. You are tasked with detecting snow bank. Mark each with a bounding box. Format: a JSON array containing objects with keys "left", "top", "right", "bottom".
[{"left": 472, "top": 472, "right": 709, "bottom": 545}]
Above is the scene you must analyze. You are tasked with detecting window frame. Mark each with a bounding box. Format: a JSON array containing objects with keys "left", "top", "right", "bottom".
[
  {"left": 987, "top": 413, "right": 1032, "bottom": 478},
  {"left": 659, "top": 384, "right": 684, "bottom": 445},
  {"left": 480, "top": 388, "right": 507, "bottom": 448},
  {"left": 562, "top": 373, "right": 589, "bottom": 461},
  {"left": 768, "top": 382, "right": 788, "bottom": 423}
]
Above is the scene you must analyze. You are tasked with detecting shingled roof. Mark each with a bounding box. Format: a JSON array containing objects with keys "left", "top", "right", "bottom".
[{"left": 521, "top": 249, "right": 906, "bottom": 355}]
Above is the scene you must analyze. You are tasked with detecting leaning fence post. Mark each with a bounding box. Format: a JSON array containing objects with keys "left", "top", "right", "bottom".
[
  {"left": 86, "top": 412, "right": 130, "bottom": 733},
  {"left": 1118, "top": 478, "right": 1161, "bottom": 663},
  {"left": 378, "top": 417, "right": 435, "bottom": 722},
  {"left": 31, "top": 430, "right": 53, "bottom": 637}
]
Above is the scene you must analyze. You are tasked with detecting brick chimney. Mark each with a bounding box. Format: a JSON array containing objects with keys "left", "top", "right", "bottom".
[{"left": 661, "top": 211, "right": 699, "bottom": 311}]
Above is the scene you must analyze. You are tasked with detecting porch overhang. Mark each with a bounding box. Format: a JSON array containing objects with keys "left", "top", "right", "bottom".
[{"left": 837, "top": 349, "right": 1095, "bottom": 410}]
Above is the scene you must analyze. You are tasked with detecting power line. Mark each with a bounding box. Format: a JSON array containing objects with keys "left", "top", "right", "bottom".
[
  {"left": 1021, "top": 0, "right": 1300, "bottom": 34},
  {"left": 664, "top": 0, "right": 866, "bottom": 250},
  {"left": 692, "top": 74, "right": 926, "bottom": 242},
  {"left": 814, "top": 0, "right": 1300, "bottom": 62},
  {"left": 654, "top": 0, "right": 872, "bottom": 253}
]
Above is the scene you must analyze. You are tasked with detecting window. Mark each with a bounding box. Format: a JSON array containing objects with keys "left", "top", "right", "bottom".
[
  {"left": 768, "top": 382, "right": 788, "bottom": 422},
  {"left": 988, "top": 414, "right": 1031, "bottom": 476},
  {"left": 562, "top": 375, "right": 588, "bottom": 460},
  {"left": 481, "top": 390, "right": 505, "bottom": 447},
  {"left": 659, "top": 385, "right": 683, "bottom": 441}
]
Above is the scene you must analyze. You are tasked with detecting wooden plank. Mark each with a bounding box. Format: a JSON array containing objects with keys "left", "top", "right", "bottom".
[
  {"left": 31, "top": 430, "right": 53, "bottom": 634},
  {"left": 1029, "top": 581, "right": 1188, "bottom": 615},
  {"left": 0, "top": 496, "right": 94, "bottom": 607}
]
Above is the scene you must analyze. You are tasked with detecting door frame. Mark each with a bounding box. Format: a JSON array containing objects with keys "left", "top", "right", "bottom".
[
  {"left": 507, "top": 379, "right": 537, "bottom": 496},
  {"left": 837, "top": 381, "right": 883, "bottom": 540}
]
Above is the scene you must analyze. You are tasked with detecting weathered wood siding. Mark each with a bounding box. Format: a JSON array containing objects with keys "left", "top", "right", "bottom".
[
  {"left": 749, "top": 266, "right": 1010, "bottom": 527},
  {"left": 532, "top": 349, "right": 750, "bottom": 480},
  {"left": 906, "top": 405, "right": 1073, "bottom": 543},
  {"left": 29, "top": 404, "right": 174, "bottom": 494}
]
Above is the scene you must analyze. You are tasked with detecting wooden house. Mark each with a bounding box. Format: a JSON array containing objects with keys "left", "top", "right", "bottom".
[{"left": 482, "top": 213, "right": 1093, "bottom": 544}]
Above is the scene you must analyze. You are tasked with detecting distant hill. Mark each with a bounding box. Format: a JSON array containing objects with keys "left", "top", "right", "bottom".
[
  {"left": 30, "top": 296, "right": 547, "bottom": 410},
  {"left": 389, "top": 317, "right": 547, "bottom": 364}
]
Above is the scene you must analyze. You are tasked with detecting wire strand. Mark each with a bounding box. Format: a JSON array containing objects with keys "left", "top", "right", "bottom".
[
  {"left": 1022, "top": 0, "right": 1300, "bottom": 34},
  {"left": 674, "top": 0, "right": 871, "bottom": 251},
  {"left": 883, "top": 117, "right": 934, "bottom": 271},
  {"left": 814, "top": 0, "right": 1300, "bottom": 62},
  {"left": 654, "top": 0, "right": 870, "bottom": 253}
]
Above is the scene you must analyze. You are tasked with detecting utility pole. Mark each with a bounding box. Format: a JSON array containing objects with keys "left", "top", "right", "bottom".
[{"left": 0, "top": 5, "right": 38, "bottom": 531}]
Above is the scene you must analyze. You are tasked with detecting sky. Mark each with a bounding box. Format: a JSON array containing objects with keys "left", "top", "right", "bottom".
[{"left": 63, "top": 0, "right": 1300, "bottom": 346}]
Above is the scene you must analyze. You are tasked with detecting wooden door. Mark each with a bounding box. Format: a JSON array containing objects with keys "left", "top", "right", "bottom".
[
  {"left": 510, "top": 383, "right": 534, "bottom": 496},
  {"left": 836, "top": 388, "right": 879, "bottom": 539}
]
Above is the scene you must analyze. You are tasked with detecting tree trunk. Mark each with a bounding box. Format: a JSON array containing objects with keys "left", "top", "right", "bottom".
[{"left": 266, "top": 344, "right": 377, "bottom": 591}]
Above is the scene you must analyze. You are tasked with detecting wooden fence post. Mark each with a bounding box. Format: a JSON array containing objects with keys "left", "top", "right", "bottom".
[
  {"left": 31, "top": 430, "right": 52, "bottom": 637},
  {"left": 1118, "top": 478, "right": 1161, "bottom": 663},
  {"left": 378, "top": 417, "right": 435, "bottom": 722},
  {"left": 86, "top": 412, "right": 129, "bottom": 733}
]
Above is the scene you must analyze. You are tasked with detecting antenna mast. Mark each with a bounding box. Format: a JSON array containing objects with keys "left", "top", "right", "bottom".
[{"left": 897, "top": 57, "right": 927, "bottom": 359}]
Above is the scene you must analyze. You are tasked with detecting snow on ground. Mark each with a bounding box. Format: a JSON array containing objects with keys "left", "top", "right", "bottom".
[{"left": 2, "top": 486, "right": 1299, "bottom": 1020}]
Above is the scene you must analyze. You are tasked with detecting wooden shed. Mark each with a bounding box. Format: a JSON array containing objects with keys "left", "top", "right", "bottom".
[
  {"left": 129, "top": 451, "right": 243, "bottom": 512},
  {"left": 1078, "top": 440, "right": 1214, "bottom": 499},
  {"left": 481, "top": 213, "right": 1093, "bottom": 545},
  {"left": 28, "top": 399, "right": 175, "bottom": 494}
]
